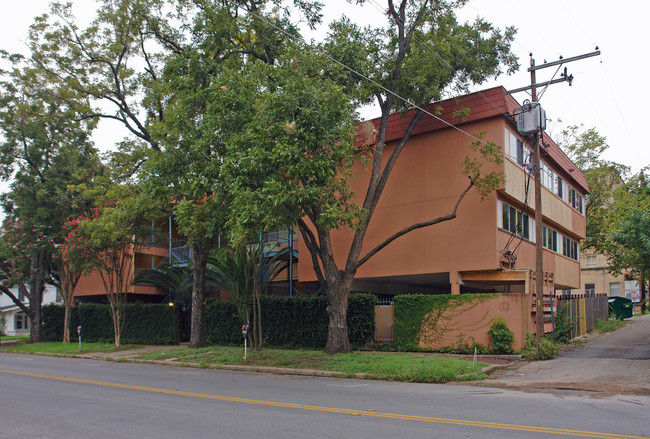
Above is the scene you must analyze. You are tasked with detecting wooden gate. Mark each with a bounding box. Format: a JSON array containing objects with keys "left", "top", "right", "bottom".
[{"left": 374, "top": 298, "right": 394, "bottom": 342}]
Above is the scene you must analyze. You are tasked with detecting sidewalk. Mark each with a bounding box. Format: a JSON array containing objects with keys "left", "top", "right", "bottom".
[{"left": 475, "top": 315, "right": 650, "bottom": 396}]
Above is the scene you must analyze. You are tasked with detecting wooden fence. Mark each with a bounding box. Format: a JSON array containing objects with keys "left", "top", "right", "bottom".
[{"left": 555, "top": 294, "right": 609, "bottom": 338}]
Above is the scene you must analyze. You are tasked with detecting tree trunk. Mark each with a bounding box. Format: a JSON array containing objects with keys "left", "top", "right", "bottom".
[
  {"left": 255, "top": 290, "right": 262, "bottom": 351},
  {"left": 114, "top": 308, "right": 121, "bottom": 347},
  {"left": 189, "top": 243, "right": 209, "bottom": 348},
  {"left": 324, "top": 274, "right": 353, "bottom": 354},
  {"left": 28, "top": 251, "right": 45, "bottom": 343},
  {"left": 63, "top": 299, "right": 72, "bottom": 344}
]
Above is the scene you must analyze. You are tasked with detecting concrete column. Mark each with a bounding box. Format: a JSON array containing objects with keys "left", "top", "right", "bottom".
[{"left": 451, "top": 271, "right": 461, "bottom": 295}]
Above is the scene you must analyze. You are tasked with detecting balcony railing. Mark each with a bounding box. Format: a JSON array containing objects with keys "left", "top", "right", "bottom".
[{"left": 170, "top": 246, "right": 191, "bottom": 265}]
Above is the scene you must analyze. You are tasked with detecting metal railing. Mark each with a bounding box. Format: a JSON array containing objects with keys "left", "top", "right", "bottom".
[{"left": 170, "top": 246, "right": 191, "bottom": 265}]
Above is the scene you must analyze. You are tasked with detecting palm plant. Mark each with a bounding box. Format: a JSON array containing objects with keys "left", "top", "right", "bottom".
[
  {"left": 134, "top": 264, "right": 194, "bottom": 308},
  {"left": 207, "top": 245, "right": 290, "bottom": 350}
]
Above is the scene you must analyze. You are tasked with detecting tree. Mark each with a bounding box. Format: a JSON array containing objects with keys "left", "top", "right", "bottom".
[
  {"left": 0, "top": 220, "right": 55, "bottom": 342},
  {"left": 141, "top": 0, "right": 325, "bottom": 348},
  {"left": 0, "top": 50, "right": 98, "bottom": 342},
  {"left": 223, "top": 0, "right": 517, "bottom": 353},
  {"left": 26, "top": 0, "right": 323, "bottom": 349},
  {"left": 600, "top": 171, "right": 650, "bottom": 313},
  {"left": 557, "top": 124, "right": 648, "bottom": 312},
  {"left": 208, "top": 246, "right": 263, "bottom": 350},
  {"left": 77, "top": 192, "right": 159, "bottom": 347},
  {"left": 555, "top": 123, "right": 629, "bottom": 249},
  {"left": 55, "top": 214, "right": 95, "bottom": 344},
  {"left": 134, "top": 264, "right": 194, "bottom": 308}
]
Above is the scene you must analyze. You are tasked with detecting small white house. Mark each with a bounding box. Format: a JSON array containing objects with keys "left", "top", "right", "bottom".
[{"left": 1, "top": 285, "right": 60, "bottom": 336}]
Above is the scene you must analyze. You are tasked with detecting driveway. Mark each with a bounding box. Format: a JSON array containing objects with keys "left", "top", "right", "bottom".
[{"left": 478, "top": 314, "right": 650, "bottom": 395}]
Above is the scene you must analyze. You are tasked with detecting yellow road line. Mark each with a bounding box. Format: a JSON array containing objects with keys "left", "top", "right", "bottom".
[{"left": 0, "top": 368, "right": 644, "bottom": 439}]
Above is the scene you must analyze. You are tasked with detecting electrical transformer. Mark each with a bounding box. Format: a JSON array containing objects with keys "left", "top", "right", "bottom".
[{"left": 516, "top": 102, "right": 546, "bottom": 135}]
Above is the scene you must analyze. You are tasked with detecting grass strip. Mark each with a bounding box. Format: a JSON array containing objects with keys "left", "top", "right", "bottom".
[
  {"left": 134, "top": 347, "right": 488, "bottom": 383},
  {"left": 0, "top": 343, "right": 488, "bottom": 383},
  {"left": 594, "top": 319, "right": 627, "bottom": 333},
  {"left": 0, "top": 341, "right": 140, "bottom": 355}
]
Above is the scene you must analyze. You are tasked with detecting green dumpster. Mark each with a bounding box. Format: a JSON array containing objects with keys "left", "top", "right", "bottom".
[{"left": 608, "top": 296, "right": 634, "bottom": 320}]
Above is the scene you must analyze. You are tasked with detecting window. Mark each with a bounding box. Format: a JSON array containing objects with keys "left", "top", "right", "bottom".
[
  {"left": 516, "top": 138, "right": 524, "bottom": 166},
  {"left": 609, "top": 282, "right": 621, "bottom": 297},
  {"left": 542, "top": 225, "right": 558, "bottom": 252},
  {"left": 556, "top": 176, "right": 564, "bottom": 199},
  {"left": 15, "top": 312, "right": 29, "bottom": 331},
  {"left": 585, "top": 283, "right": 595, "bottom": 297},
  {"left": 504, "top": 128, "right": 532, "bottom": 171},
  {"left": 562, "top": 236, "right": 579, "bottom": 261},
  {"left": 568, "top": 187, "right": 584, "bottom": 214},
  {"left": 541, "top": 163, "right": 556, "bottom": 192},
  {"left": 502, "top": 202, "right": 530, "bottom": 239},
  {"left": 586, "top": 255, "right": 597, "bottom": 267},
  {"left": 504, "top": 128, "right": 520, "bottom": 162}
]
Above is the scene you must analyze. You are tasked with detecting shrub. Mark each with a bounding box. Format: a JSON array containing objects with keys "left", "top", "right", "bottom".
[
  {"left": 487, "top": 317, "right": 515, "bottom": 354},
  {"left": 554, "top": 302, "right": 572, "bottom": 343},
  {"left": 42, "top": 295, "right": 374, "bottom": 349},
  {"left": 521, "top": 333, "right": 559, "bottom": 360},
  {"left": 42, "top": 303, "right": 178, "bottom": 344},
  {"left": 204, "top": 294, "right": 376, "bottom": 348},
  {"left": 42, "top": 304, "right": 66, "bottom": 341}
]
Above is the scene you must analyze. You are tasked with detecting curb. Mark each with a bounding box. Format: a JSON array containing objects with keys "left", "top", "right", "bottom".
[
  {"left": 98, "top": 357, "right": 365, "bottom": 379},
  {"left": 2, "top": 348, "right": 518, "bottom": 382}
]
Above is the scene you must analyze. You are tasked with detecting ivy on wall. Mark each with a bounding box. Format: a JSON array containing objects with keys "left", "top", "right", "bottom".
[{"left": 394, "top": 293, "right": 494, "bottom": 351}]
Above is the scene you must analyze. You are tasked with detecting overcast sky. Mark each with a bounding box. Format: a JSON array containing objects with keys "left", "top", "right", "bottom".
[{"left": 1, "top": 0, "right": 647, "bottom": 173}]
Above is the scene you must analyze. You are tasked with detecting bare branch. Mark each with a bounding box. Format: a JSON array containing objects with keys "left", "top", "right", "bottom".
[
  {"left": 356, "top": 178, "right": 475, "bottom": 269},
  {"left": 346, "top": 108, "right": 425, "bottom": 273},
  {"left": 297, "top": 218, "right": 325, "bottom": 285}
]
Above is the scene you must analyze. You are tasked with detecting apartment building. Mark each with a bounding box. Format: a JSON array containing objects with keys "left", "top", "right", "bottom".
[{"left": 297, "top": 87, "right": 587, "bottom": 298}]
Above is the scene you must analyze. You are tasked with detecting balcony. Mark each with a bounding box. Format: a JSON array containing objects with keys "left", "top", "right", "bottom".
[{"left": 170, "top": 246, "right": 192, "bottom": 266}]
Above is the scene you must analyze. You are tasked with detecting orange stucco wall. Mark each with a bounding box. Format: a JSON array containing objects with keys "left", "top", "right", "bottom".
[
  {"left": 73, "top": 244, "right": 170, "bottom": 299},
  {"left": 417, "top": 293, "right": 531, "bottom": 351},
  {"left": 300, "top": 118, "right": 506, "bottom": 282}
]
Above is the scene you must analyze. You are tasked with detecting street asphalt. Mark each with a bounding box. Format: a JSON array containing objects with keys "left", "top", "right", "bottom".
[{"left": 11, "top": 314, "right": 650, "bottom": 396}]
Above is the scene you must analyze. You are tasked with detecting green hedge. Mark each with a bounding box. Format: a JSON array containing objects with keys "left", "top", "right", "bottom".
[
  {"left": 42, "top": 303, "right": 179, "bottom": 344},
  {"left": 394, "top": 293, "right": 493, "bottom": 351},
  {"left": 204, "top": 294, "right": 376, "bottom": 348},
  {"left": 42, "top": 294, "right": 375, "bottom": 348}
]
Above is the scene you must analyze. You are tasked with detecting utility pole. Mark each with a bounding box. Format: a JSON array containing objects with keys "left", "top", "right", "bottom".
[
  {"left": 530, "top": 56, "right": 545, "bottom": 345},
  {"left": 508, "top": 49, "right": 600, "bottom": 346}
]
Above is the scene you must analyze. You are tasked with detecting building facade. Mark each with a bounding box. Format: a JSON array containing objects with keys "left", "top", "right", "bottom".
[
  {"left": 298, "top": 87, "right": 588, "bottom": 298},
  {"left": 1, "top": 285, "right": 60, "bottom": 336},
  {"left": 579, "top": 250, "right": 643, "bottom": 302}
]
